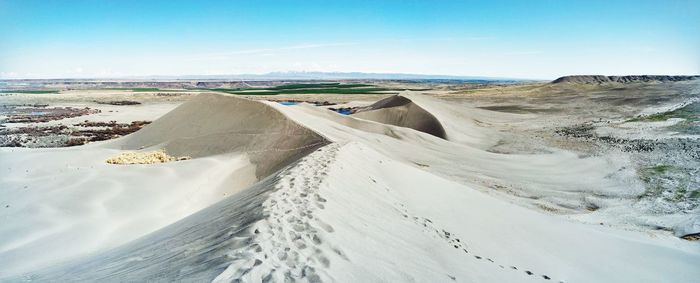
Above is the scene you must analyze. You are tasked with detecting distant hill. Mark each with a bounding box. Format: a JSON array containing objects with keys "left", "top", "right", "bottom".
[{"left": 552, "top": 75, "right": 700, "bottom": 84}]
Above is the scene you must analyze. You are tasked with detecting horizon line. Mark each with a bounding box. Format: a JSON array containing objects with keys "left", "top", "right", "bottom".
[{"left": 0, "top": 71, "right": 546, "bottom": 81}]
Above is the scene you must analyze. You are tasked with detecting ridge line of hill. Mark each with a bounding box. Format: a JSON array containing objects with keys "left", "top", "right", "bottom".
[{"left": 552, "top": 75, "right": 700, "bottom": 84}]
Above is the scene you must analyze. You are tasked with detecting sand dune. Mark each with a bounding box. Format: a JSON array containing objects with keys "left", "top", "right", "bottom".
[
  {"left": 353, "top": 95, "right": 447, "bottom": 139},
  {"left": 114, "top": 93, "right": 329, "bottom": 177},
  {"left": 2, "top": 92, "right": 698, "bottom": 282}
]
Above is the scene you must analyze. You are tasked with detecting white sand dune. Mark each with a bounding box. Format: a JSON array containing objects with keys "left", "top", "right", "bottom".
[
  {"left": 1, "top": 92, "right": 698, "bottom": 282},
  {"left": 0, "top": 93, "right": 327, "bottom": 278}
]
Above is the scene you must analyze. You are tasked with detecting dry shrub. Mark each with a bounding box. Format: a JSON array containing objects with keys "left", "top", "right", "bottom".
[{"left": 106, "top": 149, "right": 190, "bottom": 165}]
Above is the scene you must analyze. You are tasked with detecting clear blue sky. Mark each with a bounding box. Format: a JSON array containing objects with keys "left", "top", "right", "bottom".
[{"left": 1, "top": 0, "right": 698, "bottom": 79}]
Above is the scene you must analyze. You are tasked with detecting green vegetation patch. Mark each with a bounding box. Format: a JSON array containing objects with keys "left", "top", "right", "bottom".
[
  {"left": 103, "top": 88, "right": 163, "bottom": 92},
  {"left": 203, "top": 83, "right": 397, "bottom": 95},
  {"left": 647, "top": 164, "right": 672, "bottom": 175},
  {"left": 637, "top": 163, "right": 699, "bottom": 210},
  {"left": 270, "top": 83, "right": 375, "bottom": 90},
  {"left": 628, "top": 102, "right": 699, "bottom": 135},
  {"left": 690, "top": 190, "right": 700, "bottom": 199},
  {"left": 638, "top": 164, "right": 674, "bottom": 186},
  {"left": 129, "top": 88, "right": 162, "bottom": 92}
]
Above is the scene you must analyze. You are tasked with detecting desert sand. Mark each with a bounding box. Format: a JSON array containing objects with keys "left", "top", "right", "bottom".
[{"left": 1, "top": 82, "right": 699, "bottom": 282}]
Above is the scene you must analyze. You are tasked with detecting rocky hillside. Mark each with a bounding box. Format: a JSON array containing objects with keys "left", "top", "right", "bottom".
[{"left": 552, "top": 75, "right": 700, "bottom": 84}]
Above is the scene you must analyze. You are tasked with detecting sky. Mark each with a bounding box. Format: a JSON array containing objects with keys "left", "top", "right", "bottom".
[{"left": 0, "top": 0, "right": 698, "bottom": 79}]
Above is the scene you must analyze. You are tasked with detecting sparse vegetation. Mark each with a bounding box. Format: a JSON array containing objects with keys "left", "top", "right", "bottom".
[
  {"left": 1, "top": 106, "right": 100, "bottom": 123},
  {"left": 0, "top": 90, "right": 60, "bottom": 94},
  {"left": 0, "top": 120, "right": 152, "bottom": 147},
  {"left": 628, "top": 102, "right": 699, "bottom": 123},
  {"left": 690, "top": 190, "right": 700, "bottom": 199},
  {"left": 644, "top": 164, "right": 672, "bottom": 175},
  {"left": 95, "top": 100, "right": 142, "bottom": 105},
  {"left": 106, "top": 149, "right": 190, "bottom": 165},
  {"left": 637, "top": 163, "right": 698, "bottom": 212}
]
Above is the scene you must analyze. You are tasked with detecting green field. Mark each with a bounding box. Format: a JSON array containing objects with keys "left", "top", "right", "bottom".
[
  {"left": 0, "top": 83, "right": 419, "bottom": 96},
  {"left": 103, "top": 88, "right": 163, "bottom": 92},
  {"left": 201, "top": 83, "right": 398, "bottom": 95}
]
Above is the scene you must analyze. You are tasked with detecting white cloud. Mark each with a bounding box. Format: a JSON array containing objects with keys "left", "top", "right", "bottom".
[{"left": 0, "top": 71, "right": 18, "bottom": 78}]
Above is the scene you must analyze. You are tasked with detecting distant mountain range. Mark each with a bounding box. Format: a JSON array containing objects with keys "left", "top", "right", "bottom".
[{"left": 115, "top": 71, "right": 526, "bottom": 82}]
